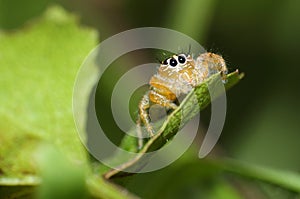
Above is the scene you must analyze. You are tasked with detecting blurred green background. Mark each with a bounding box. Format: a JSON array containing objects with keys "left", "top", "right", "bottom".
[{"left": 1, "top": 0, "right": 300, "bottom": 198}]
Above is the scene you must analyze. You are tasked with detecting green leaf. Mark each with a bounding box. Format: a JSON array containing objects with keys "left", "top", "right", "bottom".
[
  {"left": 36, "top": 146, "right": 88, "bottom": 199},
  {"left": 104, "top": 70, "right": 244, "bottom": 179},
  {"left": 0, "top": 5, "right": 134, "bottom": 199},
  {"left": 0, "top": 5, "right": 97, "bottom": 177}
]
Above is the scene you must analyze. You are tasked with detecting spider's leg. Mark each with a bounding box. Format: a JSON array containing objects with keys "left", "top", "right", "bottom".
[
  {"left": 138, "top": 92, "right": 155, "bottom": 137},
  {"left": 137, "top": 89, "right": 178, "bottom": 146},
  {"left": 136, "top": 117, "right": 144, "bottom": 150}
]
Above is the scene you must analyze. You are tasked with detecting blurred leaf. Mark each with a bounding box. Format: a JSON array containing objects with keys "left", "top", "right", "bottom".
[
  {"left": 0, "top": 0, "right": 50, "bottom": 29},
  {"left": 0, "top": 5, "right": 133, "bottom": 199},
  {"left": 0, "top": 4, "right": 97, "bottom": 179},
  {"left": 167, "top": 0, "right": 217, "bottom": 41},
  {"left": 119, "top": 153, "right": 243, "bottom": 199},
  {"left": 36, "top": 146, "right": 88, "bottom": 199},
  {"left": 213, "top": 158, "right": 300, "bottom": 193}
]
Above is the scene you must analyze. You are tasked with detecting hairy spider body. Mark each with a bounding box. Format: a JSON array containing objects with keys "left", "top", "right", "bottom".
[{"left": 137, "top": 52, "right": 228, "bottom": 138}]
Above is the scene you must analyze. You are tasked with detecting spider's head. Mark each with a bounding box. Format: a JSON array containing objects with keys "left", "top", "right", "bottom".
[{"left": 159, "top": 54, "right": 194, "bottom": 76}]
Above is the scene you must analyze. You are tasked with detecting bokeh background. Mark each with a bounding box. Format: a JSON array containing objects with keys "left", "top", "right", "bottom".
[{"left": 1, "top": 0, "right": 300, "bottom": 198}]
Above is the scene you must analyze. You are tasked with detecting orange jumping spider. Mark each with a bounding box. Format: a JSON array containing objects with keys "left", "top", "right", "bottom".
[{"left": 137, "top": 52, "right": 228, "bottom": 138}]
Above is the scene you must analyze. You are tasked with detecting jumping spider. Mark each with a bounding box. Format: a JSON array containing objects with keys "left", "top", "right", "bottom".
[{"left": 137, "top": 52, "right": 228, "bottom": 139}]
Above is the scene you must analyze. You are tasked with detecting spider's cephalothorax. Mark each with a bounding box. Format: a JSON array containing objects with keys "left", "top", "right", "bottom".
[{"left": 137, "top": 52, "right": 228, "bottom": 138}]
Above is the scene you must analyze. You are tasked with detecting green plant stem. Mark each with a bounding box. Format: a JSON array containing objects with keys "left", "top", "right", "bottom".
[{"left": 211, "top": 158, "right": 300, "bottom": 193}]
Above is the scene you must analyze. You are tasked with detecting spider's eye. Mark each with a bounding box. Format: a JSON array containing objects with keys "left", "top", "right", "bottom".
[
  {"left": 178, "top": 54, "right": 186, "bottom": 64},
  {"left": 162, "top": 58, "right": 168, "bottom": 65},
  {"left": 169, "top": 58, "right": 178, "bottom": 67}
]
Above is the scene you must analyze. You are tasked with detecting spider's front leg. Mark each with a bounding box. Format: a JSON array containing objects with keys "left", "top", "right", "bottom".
[
  {"left": 137, "top": 90, "right": 178, "bottom": 134},
  {"left": 137, "top": 91, "right": 154, "bottom": 137},
  {"left": 137, "top": 89, "right": 178, "bottom": 149},
  {"left": 136, "top": 92, "right": 153, "bottom": 149}
]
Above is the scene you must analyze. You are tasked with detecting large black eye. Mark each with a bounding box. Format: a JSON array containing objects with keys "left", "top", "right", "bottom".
[
  {"left": 169, "top": 58, "right": 178, "bottom": 67},
  {"left": 178, "top": 55, "right": 186, "bottom": 64}
]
